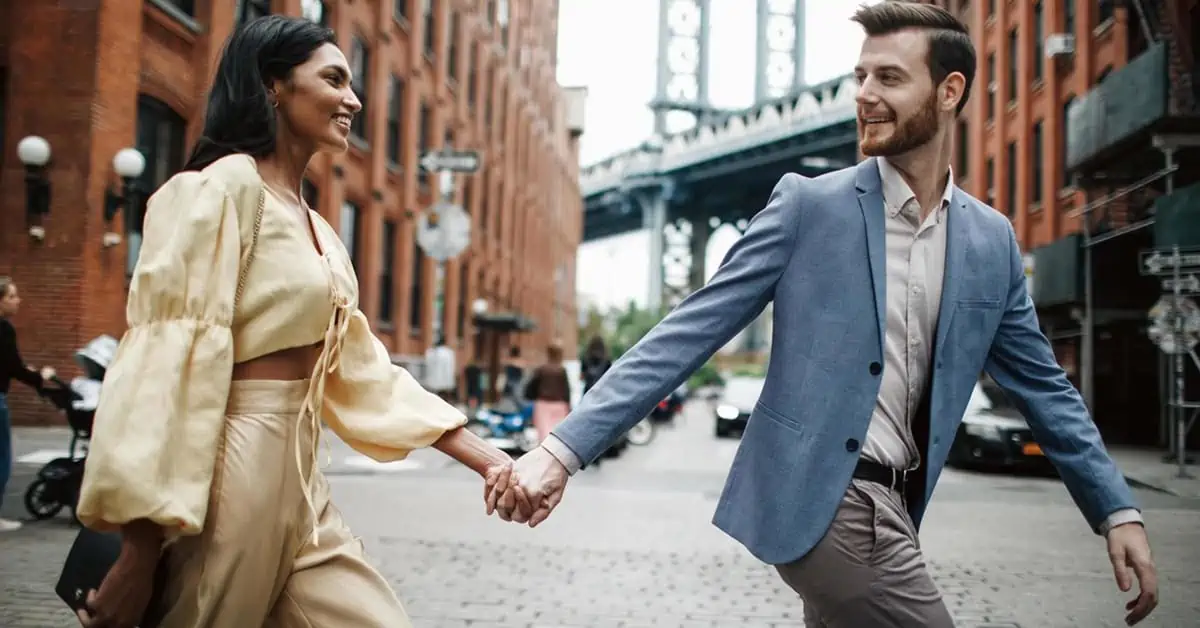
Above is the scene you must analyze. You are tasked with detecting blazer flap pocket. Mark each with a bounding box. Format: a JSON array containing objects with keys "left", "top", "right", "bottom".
[{"left": 753, "top": 401, "right": 804, "bottom": 433}]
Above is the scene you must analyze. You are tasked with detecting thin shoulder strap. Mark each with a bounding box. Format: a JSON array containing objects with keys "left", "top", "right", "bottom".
[{"left": 234, "top": 187, "right": 265, "bottom": 306}]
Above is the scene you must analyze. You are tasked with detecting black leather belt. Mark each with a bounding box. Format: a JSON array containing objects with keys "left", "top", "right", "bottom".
[{"left": 853, "top": 459, "right": 916, "bottom": 493}]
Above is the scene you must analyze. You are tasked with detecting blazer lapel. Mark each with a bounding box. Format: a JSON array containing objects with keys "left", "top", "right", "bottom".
[
  {"left": 934, "top": 187, "right": 971, "bottom": 360},
  {"left": 855, "top": 158, "right": 887, "bottom": 349}
]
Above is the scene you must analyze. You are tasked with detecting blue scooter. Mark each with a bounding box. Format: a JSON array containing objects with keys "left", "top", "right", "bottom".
[{"left": 465, "top": 399, "right": 539, "bottom": 454}]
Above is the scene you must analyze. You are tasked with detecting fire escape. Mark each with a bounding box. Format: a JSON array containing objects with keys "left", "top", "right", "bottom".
[{"left": 1065, "top": 0, "right": 1200, "bottom": 452}]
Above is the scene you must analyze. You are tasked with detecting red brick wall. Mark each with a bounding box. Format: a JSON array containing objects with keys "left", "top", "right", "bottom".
[{"left": 0, "top": 0, "right": 582, "bottom": 425}]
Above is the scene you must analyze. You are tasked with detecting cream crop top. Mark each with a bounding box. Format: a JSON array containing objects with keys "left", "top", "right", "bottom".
[{"left": 76, "top": 154, "right": 467, "bottom": 541}]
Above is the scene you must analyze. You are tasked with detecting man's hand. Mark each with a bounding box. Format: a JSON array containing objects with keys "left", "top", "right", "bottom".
[
  {"left": 492, "top": 446, "right": 568, "bottom": 527},
  {"left": 483, "top": 460, "right": 532, "bottom": 519},
  {"left": 1106, "top": 522, "right": 1158, "bottom": 625}
]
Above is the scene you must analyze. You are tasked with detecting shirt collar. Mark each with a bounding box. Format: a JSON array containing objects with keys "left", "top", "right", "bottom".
[{"left": 877, "top": 157, "right": 955, "bottom": 221}]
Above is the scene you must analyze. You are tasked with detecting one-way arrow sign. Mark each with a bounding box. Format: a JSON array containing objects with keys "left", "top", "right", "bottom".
[
  {"left": 1162, "top": 273, "right": 1200, "bottom": 294},
  {"left": 1140, "top": 247, "right": 1200, "bottom": 276},
  {"left": 419, "top": 150, "right": 481, "bottom": 173}
]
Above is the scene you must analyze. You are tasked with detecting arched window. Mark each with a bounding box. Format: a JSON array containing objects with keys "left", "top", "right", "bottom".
[{"left": 129, "top": 95, "right": 186, "bottom": 274}]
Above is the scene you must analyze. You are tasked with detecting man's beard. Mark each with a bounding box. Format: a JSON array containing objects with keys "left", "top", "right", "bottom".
[{"left": 859, "top": 92, "right": 940, "bottom": 157}]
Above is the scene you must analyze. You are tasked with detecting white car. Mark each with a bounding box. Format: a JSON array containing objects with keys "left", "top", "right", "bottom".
[{"left": 714, "top": 376, "right": 765, "bottom": 438}]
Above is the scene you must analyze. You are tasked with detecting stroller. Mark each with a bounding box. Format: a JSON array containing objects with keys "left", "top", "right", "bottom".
[{"left": 24, "top": 335, "right": 115, "bottom": 523}]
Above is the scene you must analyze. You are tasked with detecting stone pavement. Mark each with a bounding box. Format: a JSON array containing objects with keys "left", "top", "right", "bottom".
[
  {"left": 4, "top": 411, "right": 1200, "bottom": 627},
  {"left": 1109, "top": 444, "right": 1200, "bottom": 499}
]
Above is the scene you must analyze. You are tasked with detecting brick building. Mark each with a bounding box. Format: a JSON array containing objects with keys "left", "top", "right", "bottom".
[
  {"left": 924, "top": 0, "right": 1200, "bottom": 446},
  {"left": 0, "top": 0, "right": 586, "bottom": 425}
]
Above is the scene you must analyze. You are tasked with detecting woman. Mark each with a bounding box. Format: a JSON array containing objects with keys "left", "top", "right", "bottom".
[
  {"left": 0, "top": 277, "right": 53, "bottom": 533},
  {"left": 75, "top": 16, "right": 528, "bottom": 628},
  {"left": 524, "top": 341, "right": 572, "bottom": 442}
]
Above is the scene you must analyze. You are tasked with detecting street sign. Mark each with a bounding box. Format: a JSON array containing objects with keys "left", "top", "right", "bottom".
[
  {"left": 416, "top": 201, "right": 471, "bottom": 261},
  {"left": 419, "top": 150, "right": 481, "bottom": 173},
  {"left": 1148, "top": 295, "right": 1200, "bottom": 354},
  {"left": 1162, "top": 273, "right": 1200, "bottom": 294},
  {"left": 1139, "top": 247, "right": 1200, "bottom": 276}
]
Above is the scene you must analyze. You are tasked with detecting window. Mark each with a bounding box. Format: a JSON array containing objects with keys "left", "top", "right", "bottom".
[
  {"left": 423, "top": 0, "right": 437, "bottom": 59},
  {"left": 986, "top": 157, "right": 996, "bottom": 208},
  {"left": 456, "top": 262, "right": 469, "bottom": 341},
  {"left": 236, "top": 0, "right": 270, "bottom": 25},
  {"left": 956, "top": 119, "right": 969, "bottom": 178},
  {"left": 986, "top": 53, "right": 996, "bottom": 121},
  {"left": 418, "top": 101, "right": 431, "bottom": 154},
  {"left": 340, "top": 201, "right": 361, "bottom": 270},
  {"left": 302, "top": 179, "right": 319, "bottom": 210},
  {"left": 162, "top": 0, "right": 196, "bottom": 16},
  {"left": 380, "top": 220, "right": 397, "bottom": 324},
  {"left": 1063, "top": 0, "right": 1075, "bottom": 35},
  {"left": 1030, "top": 121, "right": 1043, "bottom": 205},
  {"left": 387, "top": 76, "right": 405, "bottom": 165},
  {"left": 1098, "top": 0, "right": 1114, "bottom": 25},
  {"left": 1005, "top": 141, "right": 1017, "bottom": 216},
  {"left": 394, "top": 0, "right": 408, "bottom": 22},
  {"left": 497, "top": 0, "right": 510, "bottom": 46},
  {"left": 130, "top": 96, "right": 187, "bottom": 275},
  {"left": 1062, "top": 96, "right": 1075, "bottom": 189},
  {"left": 987, "top": 0, "right": 994, "bottom": 18},
  {"left": 467, "top": 42, "right": 478, "bottom": 109},
  {"left": 1007, "top": 28, "right": 1018, "bottom": 103},
  {"left": 350, "top": 37, "right": 369, "bottom": 140},
  {"left": 448, "top": 11, "right": 460, "bottom": 83},
  {"left": 1032, "top": 2, "right": 1043, "bottom": 82},
  {"left": 409, "top": 239, "right": 424, "bottom": 331},
  {"left": 301, "top": 0, "right": 326, "bottom": 25}
]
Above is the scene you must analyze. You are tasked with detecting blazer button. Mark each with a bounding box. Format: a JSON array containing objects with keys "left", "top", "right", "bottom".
[
  {"left": 869, "top": 361, "right": 882, "bottom": 376},
  {"left": 845, "top": 438, "right": 860, "bottom": 452}
]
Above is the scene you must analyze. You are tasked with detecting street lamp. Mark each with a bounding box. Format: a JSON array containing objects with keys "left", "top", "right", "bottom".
[
  {"left": 103, "top": 147, "right": 146, "bottom": 247},
  {"left": 472, "top": 298, "right": 489, "bottom": 315},
  {"left": 17, "top": 136, "right": 51, "bottom": 241}
]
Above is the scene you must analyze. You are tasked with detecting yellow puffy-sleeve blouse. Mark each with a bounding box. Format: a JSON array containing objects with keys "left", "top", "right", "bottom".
[{"left": 76, "top": 154, "right": 467, "bottom": 539}]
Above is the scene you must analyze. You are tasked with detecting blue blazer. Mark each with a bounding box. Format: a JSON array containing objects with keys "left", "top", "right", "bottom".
[{"left": 552, "top": 158, "right": 1138, "bottom": 565}]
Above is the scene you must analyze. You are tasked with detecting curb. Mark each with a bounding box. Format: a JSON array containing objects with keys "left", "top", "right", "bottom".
[{"left": 1122, "top": 473, "right": 1181, "bottom": 497}]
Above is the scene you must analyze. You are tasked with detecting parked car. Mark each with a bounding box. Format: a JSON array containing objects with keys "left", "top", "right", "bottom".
[
  {"left": 714, "top": 376, "right": 764, "bottom": 438},
  {"left": 947, "top": 377, "right": 1054, "bottom": 472}
]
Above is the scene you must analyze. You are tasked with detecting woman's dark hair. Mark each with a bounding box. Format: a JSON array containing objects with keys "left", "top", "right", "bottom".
[
  {"left": 183, "top": 15, "right": 336, "bottom": 171},
  {"left": 584, "top": 335, "right": 609, "bottom": 362}
]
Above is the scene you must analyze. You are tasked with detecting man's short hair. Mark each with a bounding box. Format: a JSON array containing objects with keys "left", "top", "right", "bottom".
[{"left": 851, "top": 1, "right": 976, "bottom": 114}]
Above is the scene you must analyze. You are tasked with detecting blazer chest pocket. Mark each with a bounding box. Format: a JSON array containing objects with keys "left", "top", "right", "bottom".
[{"left": 957, "top": 296, "right": 1002, "bottom": 310}]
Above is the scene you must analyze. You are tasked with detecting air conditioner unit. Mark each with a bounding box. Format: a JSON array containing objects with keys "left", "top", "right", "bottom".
[{"left": 1045, "top": 34, "right": 1076, "bottom": 57}]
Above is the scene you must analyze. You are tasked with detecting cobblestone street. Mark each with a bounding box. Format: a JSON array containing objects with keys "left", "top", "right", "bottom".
[{"left": 3, "top": 401, "right": 1199, "bottom": 627}]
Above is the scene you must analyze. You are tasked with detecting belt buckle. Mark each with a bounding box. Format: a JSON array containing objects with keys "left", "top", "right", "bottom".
[{"left": 891, "top": 468, "right": 908, "bottom": 492}]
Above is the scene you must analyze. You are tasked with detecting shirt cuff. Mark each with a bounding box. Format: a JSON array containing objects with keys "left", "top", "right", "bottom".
[
  {"left": 1099, "top": 508, "right": 1144, "bottom": 535},
  {"left": 540, "top": 434, "right": 583, "bottom": 476}
]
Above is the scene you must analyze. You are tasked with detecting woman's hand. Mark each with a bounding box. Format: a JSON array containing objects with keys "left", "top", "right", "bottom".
[
  {"left": 76, "top": 545, "right": 159, "bottom": 628},
  {"left": 484, "top": 460, "right": 532, "bottom": 519}
]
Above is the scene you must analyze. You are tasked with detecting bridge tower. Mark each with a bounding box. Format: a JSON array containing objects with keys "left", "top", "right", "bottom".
[{"left": 642, "top": 0, "right": 806, "bottom": 312}]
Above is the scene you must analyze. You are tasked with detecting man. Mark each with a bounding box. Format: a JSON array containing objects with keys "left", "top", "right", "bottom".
[{"left": 491, "top": 3, "right": 1159, "bottom": 626}]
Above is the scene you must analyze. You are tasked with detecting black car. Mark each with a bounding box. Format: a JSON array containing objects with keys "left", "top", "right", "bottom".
[
  {"left": 946, "top": 378, "right": 1055, "bottom": 472},
  {"left": 714, "top": 377, "right": 764, "bottom": 438}
]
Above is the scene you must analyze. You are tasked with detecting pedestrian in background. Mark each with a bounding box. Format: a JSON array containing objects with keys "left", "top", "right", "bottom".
[
  {"left": 580, "top": 335, "right": 612, "bottom": 395},
  {"left": 0, "top": 276, "right": 55, "bottom": 533},
  {"left": 525, "top": 340, "right": 571, "bottom": 442},
  {"left": 424, "top": 335, "right": 457, "bottom": 403}
]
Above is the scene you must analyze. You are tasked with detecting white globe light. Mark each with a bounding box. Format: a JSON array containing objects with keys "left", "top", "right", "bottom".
[
  {"left": 112, "top": 147, "right": 146, "bottom": 179},
  {"left": 17, "top": 136, "right": 51, "bottom": 167},
  {"left": 472, "top": 298, "right": 489, "bottom": 315}
]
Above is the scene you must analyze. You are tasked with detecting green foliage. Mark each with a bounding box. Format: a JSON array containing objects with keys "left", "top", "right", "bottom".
[{"left": 577, "top": 299, "right": 724, "bottom": 389}]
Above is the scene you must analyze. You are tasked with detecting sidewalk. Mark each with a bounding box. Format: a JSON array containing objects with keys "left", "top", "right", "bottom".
[{"left": 1108, "top": 445, "right": 1200, "bottom": 499}]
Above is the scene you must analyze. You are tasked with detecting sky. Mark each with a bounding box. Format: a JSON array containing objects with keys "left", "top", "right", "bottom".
[{"left": 555, "top": 0, "right": 879, "bottom": 313}]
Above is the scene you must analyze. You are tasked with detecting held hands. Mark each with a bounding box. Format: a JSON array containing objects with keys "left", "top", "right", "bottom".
[
  {"left": 487, "top": 447, "right": 569, "bottom": 527},
  {"left": 1106, "top": 522, "right": 1159, "bottom": 625}
]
